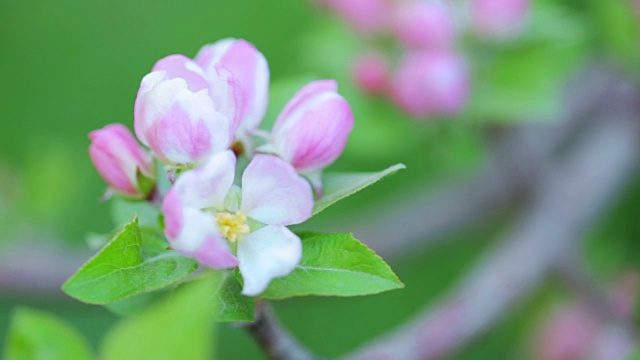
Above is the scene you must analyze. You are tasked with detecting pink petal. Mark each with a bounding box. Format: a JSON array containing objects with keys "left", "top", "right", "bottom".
[
  {"left": 237, "top": 225, "right": 302, "bottom": 296},
  {"left": 88, "top": 124, "right": 153, "bottom": 196},
  {"left": 272, "top": 80, "right": 337, "bottom": 134},
  {"left": 240, "top": 155, "right": 313, "bottom": 226}
]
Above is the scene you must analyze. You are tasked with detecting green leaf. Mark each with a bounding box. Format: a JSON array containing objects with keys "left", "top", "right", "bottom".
[
  {"left": 62, "top": 218, "right": 198, "bottom": 304},
  {"left": 313, "top": 164, "right": 406, "bottom": 216},
  {"left": 258, "top": 233, "right": 403, "bottom": 299},
  {"left": 100, "top": 273, "right": 219, "bottom": 360},
  {"left": 110, "top": 197, "right": 161, "bottom": 228},
  {"left": 104, "top": 290, "right": 168, "bottom": 316},
  {"left": 4, "top": 307, "right": 93, "bottom": 360},
  {"left": 216, "top": 273, "right": 255, "bottom": 322}
]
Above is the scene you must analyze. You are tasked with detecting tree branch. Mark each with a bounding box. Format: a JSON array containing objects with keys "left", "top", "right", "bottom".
[
  {"left": 245, "top": 301, "right": 325, "bottom": 360},
  {"left": 343, "top": 80, "right": 640, "bottom": 360}
]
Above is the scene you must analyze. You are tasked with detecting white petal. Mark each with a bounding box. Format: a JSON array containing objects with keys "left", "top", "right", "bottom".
[
  {"left": 172, "top": 207, "right": 238, "bottom": 269},
  {"left": 240, "top": 155, "right": 313, "bottom": 225},
  {"left": 171, "top": 151, "right": 236, "bottom": 210},
  {"left": 238, "top": 225, "right": 302, "bottom": 296}
]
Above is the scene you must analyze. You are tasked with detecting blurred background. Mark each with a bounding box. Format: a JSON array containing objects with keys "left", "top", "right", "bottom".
[{"left": 1, "top": 0, "right": 640, "bottom": 358}]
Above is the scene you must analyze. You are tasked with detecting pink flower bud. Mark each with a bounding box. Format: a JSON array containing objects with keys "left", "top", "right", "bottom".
[
  {"left": 271, "top": 80, "right": 354, "bottom": 173},
  {"left": 390, "top": 50, "right": 468, "bottom": 118},
  {"left": 323, "top": 0, "right": 390, "bottom": 34},
  {"left": 392, "top": 1, "right": 457, "bottom": 49},
  {"left": 352, "top": 51, "right": 389, "bottom": 94},
  {"left": 89, "top": 124, "right": 154, "bottom": 197},
  {"left": 196, "top": 39, "right": 269, "bottom": 138},
  {"left": 471, "top": 0, "right": 530, "bottom": 40},
  {"left": 134, "top": 57, "right": 237, "bottom": 165}
]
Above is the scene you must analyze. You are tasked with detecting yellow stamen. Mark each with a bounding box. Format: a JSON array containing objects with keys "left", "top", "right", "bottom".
[{"left": 215, "top": 211, "right": 250, "bottom": 242}]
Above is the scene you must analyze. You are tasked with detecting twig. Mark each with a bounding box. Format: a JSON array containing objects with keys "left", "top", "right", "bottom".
[
  {"left": 245, "top": 300, "right": 325, "bottom": 360},
  {"left": 343, "top": 82, "right": 640, "bottom": 360}
]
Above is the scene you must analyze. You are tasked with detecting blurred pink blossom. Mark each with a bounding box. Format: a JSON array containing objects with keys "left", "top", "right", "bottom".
[
  {"left": 534, "top": 304, "right": 600, "bottom": 360},
  {"left": 323, "top": 0, "right": 390, "bottom": 34},
  {"left": 391, "top": 1, "right": 457, "bottom": 49},
  {"left": 470, "top": 0, "right": 530, "bottom": 40},
  {"left": 89, "top": 124, "right": 154, "bottom": 197},
  {"left": 390, "top": 50, "right": 468, "bottom": 118},
  {"left": 352, "top": 51, "right": 389, "bottom": 94}
]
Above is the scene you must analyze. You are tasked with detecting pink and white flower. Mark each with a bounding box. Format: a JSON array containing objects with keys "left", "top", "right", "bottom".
[
  {"left": 89, "top": 124, "right": 155, "bottom": 198},
  {"left": 134, "top": 55, "right": 240, "bottom": 165},
  {"left": 196, "top": 39, "right": 269, "bottom": 140},
  {"left": 270, "top": 80, "right": 354, "bottom": 183},
  {"left": 162, "top": 151, "right": 313, "bottom": 296}
]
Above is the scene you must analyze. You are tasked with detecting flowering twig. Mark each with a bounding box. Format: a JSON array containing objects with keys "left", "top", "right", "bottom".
[
  {"left": 343, "top": 81, "right": 640, "bottom": 360},
  {"left": 245, "top": 300, "right": 325, "bottom": 360}
]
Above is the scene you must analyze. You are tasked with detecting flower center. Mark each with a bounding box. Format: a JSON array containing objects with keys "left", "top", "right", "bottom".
[{"left": 215, "top": 211, "right": 250, "bottom": 242}]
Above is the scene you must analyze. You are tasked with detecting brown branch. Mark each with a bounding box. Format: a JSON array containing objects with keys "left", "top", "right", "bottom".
[
  {"left": 245, "top": 301, "right": 325, "bottom": 360},
  {"left": 343, "top": 81, "right": 640, "bottom": 360}
]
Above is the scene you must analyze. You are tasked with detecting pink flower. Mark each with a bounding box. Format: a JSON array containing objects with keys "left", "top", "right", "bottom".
[
  {"left": 352, "top": 51, "right": 389, "bottom": 94},
  {"left": 390, "top": 50, "right": 469, "bottom": 118},
  {"left": 134, "top": 55, "right": 240, "bottom": 165},
  {"left": 391, "top": 1, "right": 457, "bottom": 49},
  {"left": 270, "top": 80, "right": 354, "bottom": 176},
  {"left": 89, "top": 124, "right": 154, "bottom": 197},
  {"left": 323, "top": 0, "right": 390, "bottom": 34},
  {"left": 196, "top": 39, "right": 269, "bottom": 140},
  {"left": 470, "top": 0, "right": 530, "bottom": 40},
  {"left": 162, "top": 151, "right": 313, "bottom": 296}
]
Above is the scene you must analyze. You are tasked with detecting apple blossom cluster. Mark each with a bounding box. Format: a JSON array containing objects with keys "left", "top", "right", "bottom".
[
  {"left": 89, "top": 38, "right": 354, "bottom": 296},
  {"left": 319, "top": 0, "right": 530, "bottom": 118}
]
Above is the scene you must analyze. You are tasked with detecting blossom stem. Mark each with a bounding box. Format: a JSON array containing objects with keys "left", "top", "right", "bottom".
[{"left": 245, "top": 300, "right": 325, "bottom": 360}]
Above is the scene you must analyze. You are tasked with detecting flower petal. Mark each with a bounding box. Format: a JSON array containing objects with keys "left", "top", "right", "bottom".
[
  {"left": 197, "top": 39, "right": 269, "bottom": 137},
  {"left": 272, "top": 80, "right": 337, "bottom": 135},
  {"left": 240, "top": 155, "right": 313, "bottom": 226},
  {"left": 152, "top": 54, "right": 210, "bottom": 92},
  {"left": 168, "top": 150, "right": 236, "bottom": 211},
  {"left": 162, "top": 192, "right": 238, "bottom": 269},
  {"left": 237, "top": 225, "right": 302, "bottom": 296},
  {"left": 89, "top": 124, "right": 154, "bottom": 196},
  {"left": 137, "top": 77, "right": 232, "bottom": 164},
  {"left": 271, "top": 80, "right": 354, "bottom": 172}
]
